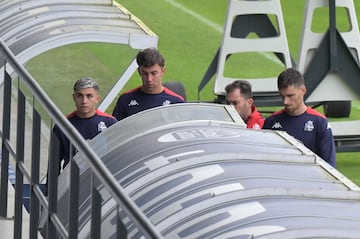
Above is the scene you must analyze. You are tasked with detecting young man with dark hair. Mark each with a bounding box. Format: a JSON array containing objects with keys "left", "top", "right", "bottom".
[
  {"left": 263, "top": 68, "right": 336, "bottom": 167},
  {"left": 112, "top": 48, "right": 185, "bottom": 120},
  {"left": 53, "top": 77, "right": 117, "bottom": 172}
]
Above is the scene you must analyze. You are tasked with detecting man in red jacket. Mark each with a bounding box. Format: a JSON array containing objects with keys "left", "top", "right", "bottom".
[{"left": 225, "top": 80, "right": 265, "bottom": 129}]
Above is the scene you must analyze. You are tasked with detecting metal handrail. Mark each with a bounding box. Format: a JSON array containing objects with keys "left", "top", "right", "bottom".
[{"left": 0, "top": 39, "right": 163, "bottom": 238}]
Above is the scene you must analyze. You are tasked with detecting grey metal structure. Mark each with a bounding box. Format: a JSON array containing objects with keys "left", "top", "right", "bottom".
[
  {"left": 55, "top": 103, "right": 360, "bottom": 238},
  {"left": 198, "top": 0, "right": 294, "bottom": 106},
  {"left": 0, "top": 0, "right": 161, "bottom": 238},
  {"left": 0, "top": 0, "right": 158, "bottom": 111},
  {"left": 299, "top": 0, "right": 360, "bottom": 105},
  {"left": 1, "top": 1, "right": 360, "bottom": 238},
  {"left": 198, "top": 0, "right": 360, "bottom": 152},
  {"left": 199, "top": 0, "right": 360, "bottom": 116},
  {"left": 0, "top": 0, "right": 157, "bottom": 66}
]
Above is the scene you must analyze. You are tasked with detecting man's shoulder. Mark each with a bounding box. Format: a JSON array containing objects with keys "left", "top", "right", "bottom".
[
  {"left": 95, "top": 109, "right": 116, "bottom": 119},
  {"left": 66, "top": 111, "right": 77, "bottom": 119},
  {"left": 94, "top": 110, "right": 118, "bottom": 126},
  {"left": 163, "top": 87, "right": 185, "bottom": 101},
  {"left": 120, "top": 86, "right": 142, "bottom": 97},
  {"left": 305, "top": 107, "right": 327, "bottom": 119},
  {"left": 266, "top": 109, "right": 286, "bottom": 120}
]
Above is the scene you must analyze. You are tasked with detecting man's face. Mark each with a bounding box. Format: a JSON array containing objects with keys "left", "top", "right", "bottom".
[
  {"left": 279, "top": 84, "right": 306, "bottom": 115},
  {"left": 138, "top": 64, "right": 166, "bottom": 93},
  {"left": 226, "top": 88, "right": 252, "bottom": 122},
  {"left": 72, "top": 87, "right": 100, "bottom": 118}
]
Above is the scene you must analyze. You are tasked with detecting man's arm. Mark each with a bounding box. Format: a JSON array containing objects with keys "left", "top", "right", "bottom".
[
  {"left": 318, "top": 120, "right": 336, "bottom": 168},
  {"left": 112, "top": 97, "right": 124, "bottom": 121}
]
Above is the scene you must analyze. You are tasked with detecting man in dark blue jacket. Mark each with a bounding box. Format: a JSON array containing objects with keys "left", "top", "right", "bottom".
[
  {"left": 53, "top": 77, "right": 117, "bottom": 173},
  {"left": 263, "top": 68, "right": 336, "bottom": 167},
  {"left": 112, "top": 48, "right": 185, "bottom": 120}
]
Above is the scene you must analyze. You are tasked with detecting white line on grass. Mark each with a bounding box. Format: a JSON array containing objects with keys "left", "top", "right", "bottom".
[
  {"left": 164, "top": 0, "right": 283, "bottom": 65},
  {"left": 164, "top": 0, "right": 223, "bottom": 32}
]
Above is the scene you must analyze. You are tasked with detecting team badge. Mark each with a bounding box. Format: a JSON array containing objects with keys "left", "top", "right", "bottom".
[
  {"left": 98, "top": 121, "right": 107, "bottom": 132},
  {"left": 304, "top": 120, "right": 314, "bottom": 132},
  {"left": 162, "top": 100, "right": 171, "bottom": 106}
]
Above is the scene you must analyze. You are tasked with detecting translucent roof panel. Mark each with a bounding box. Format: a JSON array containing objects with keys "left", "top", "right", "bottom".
[
  {"left": 0, "top": 0, "right": 158, "bottom": 67},
  {"left": 55, "top": 103, "right": 360, "bottom": 238}
]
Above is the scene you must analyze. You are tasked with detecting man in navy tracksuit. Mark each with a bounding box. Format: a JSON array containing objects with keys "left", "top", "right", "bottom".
[
  {"left": 112, "top": 48, "right": 185, "bottom": 120},
  {"left": 263, "top": 68, "right": 336, "bottom": 167},
  {"left": 45, "top": 77, "right": 117, "bottom": 195},
  {"left": 52, "top": 77, "right": 117, "bottom": 174}
]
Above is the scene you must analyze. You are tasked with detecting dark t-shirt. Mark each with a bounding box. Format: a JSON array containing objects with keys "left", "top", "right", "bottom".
[
  {"left": 53, "top": 109, "right": 117, "bottom": 169},
  {"left": 263, "top": 107, "right": 336, "bottom": 167},
  {"left": 112, "top": 86, "right": 185, "bottom": 120}
]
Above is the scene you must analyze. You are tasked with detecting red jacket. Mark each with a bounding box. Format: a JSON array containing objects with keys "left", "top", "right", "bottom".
[{"left": 247, "top": 106, "right": 265, "bottom": 129}]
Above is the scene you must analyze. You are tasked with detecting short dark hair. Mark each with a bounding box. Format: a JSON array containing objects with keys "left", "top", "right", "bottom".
[
  {"left": 136, "top": 48, "right": 165, "bottom": 68},
  {"left": 73, "top": 77, "right": 99, "bottom": 91},
  {"left": 277, "top": 68, "right": 305, "bottom": 89},
  {"left": 225, "top": 80, "right": 253, "bottom": 99}
]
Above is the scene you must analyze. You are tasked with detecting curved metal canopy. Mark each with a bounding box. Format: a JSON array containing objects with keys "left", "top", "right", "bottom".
[
  {"left": 0, "top": 0, "right": 158, "bottom": 68},
  {"left": 55, "top": 103, "right": 360, "bottom": 238}
]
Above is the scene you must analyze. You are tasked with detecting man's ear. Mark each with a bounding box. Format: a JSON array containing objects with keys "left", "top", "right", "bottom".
[
  {"left": 301, "top": 85, "right": 307, "bottom": 95},
  {"left": 96, "top": 94, "right": 101, "bottom": 103},
  {"left": 248, "top": 98, "right": 254, "bottom": 106}
]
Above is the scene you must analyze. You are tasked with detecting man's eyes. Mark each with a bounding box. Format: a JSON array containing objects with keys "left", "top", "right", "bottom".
[
  {"left": 76, "top": 94, "right": 93, "bottom": 98},
  {"left": 141, "top": 71, "right": 158, "bottom": 76}
]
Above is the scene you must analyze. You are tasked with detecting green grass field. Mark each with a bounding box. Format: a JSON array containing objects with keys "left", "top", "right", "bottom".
[{"left": 25, "top": 1, "right": 360, "bottom": 185}]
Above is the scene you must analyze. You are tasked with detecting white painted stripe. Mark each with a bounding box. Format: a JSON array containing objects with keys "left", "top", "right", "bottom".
[
  {"left": 135, "top": 165, "right": 225, "bottom": 209},
  {"left": 162, "top": 201, "right": 266, "bottom": 237},
  {"left": 186, "top": 202, "right": 267, "bottom": 238},
  {"left": 164, "top": 0, "right": 282, "bottom": 65},
  {"left": 164, "top": 0, "right": 223, "bottom": 32},
  {"left": 121, "top": 150, "right": 204, "bottom": 183},
  {"left": 151, "top": 183, "right": 244, "bottom": 224},
  {"left": 144, "top": 150, "right": 204, "bottom": 170}
]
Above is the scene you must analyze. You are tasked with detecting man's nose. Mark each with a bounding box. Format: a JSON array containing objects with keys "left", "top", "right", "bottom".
[
  {"left": 282, "top": 97, "right": 290, "bottom": 105},
  {"left": 145, "top": 74, "right": 153, "bottom": 81},
  {"left": 82, "top": 96, "right": 88, "bottom": 103}
]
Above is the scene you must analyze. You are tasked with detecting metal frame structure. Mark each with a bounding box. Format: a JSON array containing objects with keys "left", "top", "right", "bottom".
[
  {"left": 0, "top": 0, "right": 161, "bottom": 238},
  {"left": 198, "top": 0, "right": 360, "bottom": 152},
  {"left": 199, "top": 0, "right": 360, "bottom": 108},
  {"left": 298, "top": 0, "right": 360, "bottom": 103},
  {"left": 198, "top": 0, "right": 294, "bottom": 105},
  {"left": 56, "top": 103, "right": 360, "bottom": 238},
  {"left": 0, "top": 0, "right": 158, "bottom": 111}
]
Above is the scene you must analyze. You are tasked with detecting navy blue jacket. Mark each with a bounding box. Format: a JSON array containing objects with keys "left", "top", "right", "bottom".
[
  {"left": 53, "top": 109, "right": 117, "bottom": 170},
  {"left": 112, "top": 86, "right": 185, "bottom": 120},
  {"left": 263, "top": 107, "right": 336, "bottom": 167}
]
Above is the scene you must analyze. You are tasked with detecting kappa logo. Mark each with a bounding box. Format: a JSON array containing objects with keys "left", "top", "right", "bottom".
[
  {"left": 98, "top": 121, "right": 107, "bottom": 132},
  {"left": 271, "top": 122, "right": 282, "bottom": 129},
  {"left": 304, "top": 120, "right": 314, "bottom": 132},
  {"left": 128, "top": 99, "right": 139, "bottom": 106},
  {"left": 162, "top": 100, "right": 171, "bottom": 106}
]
